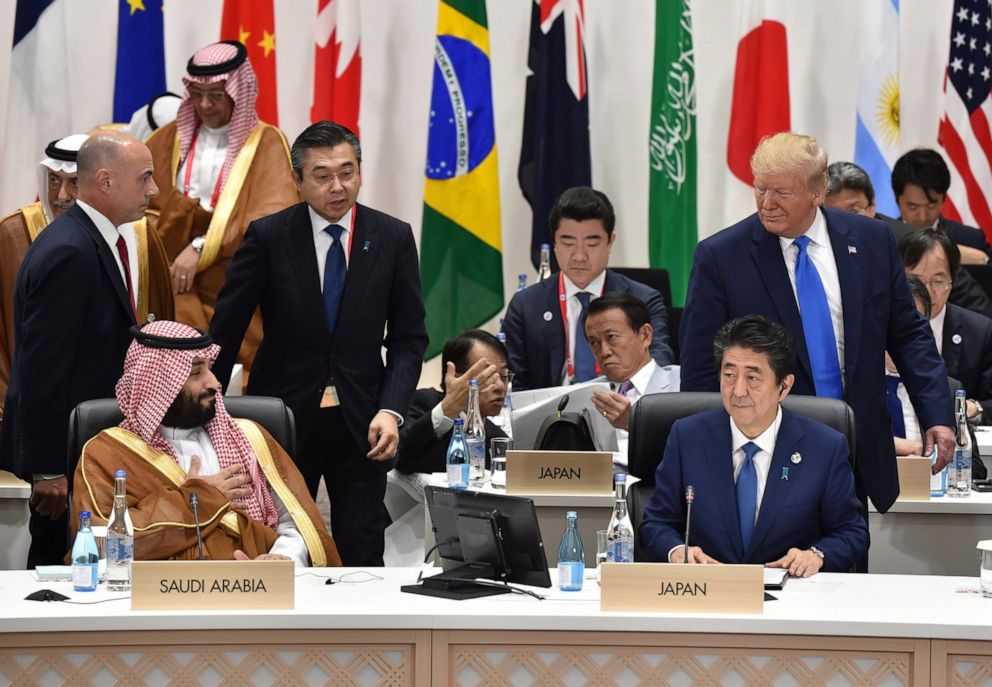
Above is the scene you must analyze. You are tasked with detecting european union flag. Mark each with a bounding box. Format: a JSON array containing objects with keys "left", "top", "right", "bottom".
[{"left": 113, "top": 0, "right": 166, "bottom": 123}]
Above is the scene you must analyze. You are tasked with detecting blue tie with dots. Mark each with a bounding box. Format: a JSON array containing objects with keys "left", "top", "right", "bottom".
[
  {"left": 737, "top": 442, "right": 760, "bottom": 554},
  {"left": 323, "top": 224, "right": 346, "bottom": 336},
  {"left": 793, "top": 235, "right": 843, "bottom": 399},
  {"left": 574, "top": 292, "right": 596, "bottom": 382}
]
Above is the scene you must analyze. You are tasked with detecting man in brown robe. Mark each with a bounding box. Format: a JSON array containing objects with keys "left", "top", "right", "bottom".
[
  {"left": 0, "top": 136, "right": 173, "bottom": 418},
  {"left": 145, "top": 41, "right": 299, "bottom": 378},
  {"left": 72, "top": 320, "right": 339, "bottom": 566}
]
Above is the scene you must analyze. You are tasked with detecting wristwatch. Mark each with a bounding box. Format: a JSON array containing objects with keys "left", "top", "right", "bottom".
[
  {"left": 191, "top": 236, "right": 205, "bottom": 254},
  {"left": 968, "top": 399, "right": 983, "bottom": 423},
  {"left": 810, "top": 546, "right": 825, "bottom": 560}
]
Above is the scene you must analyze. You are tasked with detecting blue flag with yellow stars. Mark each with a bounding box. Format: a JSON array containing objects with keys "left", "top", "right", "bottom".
[{"left": 113, "top": 0, "right": 166, "bottom": 123}]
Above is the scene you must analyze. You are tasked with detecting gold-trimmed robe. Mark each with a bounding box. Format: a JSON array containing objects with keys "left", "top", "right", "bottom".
[
  {"left": 145, "top": 121, "right": 300, "bottom": 379},
  {"left": 70, "top": 420, "right": 340, "bottom": 566}
]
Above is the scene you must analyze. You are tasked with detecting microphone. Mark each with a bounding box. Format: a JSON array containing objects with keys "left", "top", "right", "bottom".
[
  {"left": 189, "top": 492, "right": 204, "bottom": 561},
  {"left": 683, "top": 485, "right": 695, "bottom": 564}
]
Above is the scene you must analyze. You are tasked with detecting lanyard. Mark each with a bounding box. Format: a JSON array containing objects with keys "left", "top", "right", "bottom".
[
  {"left": 558, "top": 272, "right": 603, "bottom": 381},
  {"left": 182, "top": 128, "right": 225, "bottom": 209},
  {"left": 344, "top": 206, "right": 356, "bottom": 260}
]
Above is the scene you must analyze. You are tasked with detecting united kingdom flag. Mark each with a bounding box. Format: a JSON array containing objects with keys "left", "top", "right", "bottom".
[{"left": 518, "top": 0, "right": 591, "bottom": 270}]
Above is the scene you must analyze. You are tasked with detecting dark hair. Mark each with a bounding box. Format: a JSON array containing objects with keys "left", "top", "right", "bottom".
[
  {"left": 585, "top": 291, "right": 650, "bottom": 331},
  {"left": 826, "top": 161, "right": 875, "bottom": 205},
  {"left": 712, "top": 315, "right": 796, "bottom": 385},
  {"left": 898, "top": 228, "right": 961, "bottom": 280},
  {"left": 549, "top": 186, "right": 615, "bottom": 237},
  {"left": 892, "top": 149, "right": 951, "bottom": 198},
  {"left": 440, "top": 329, "right": 507, "bottom": 391},
  {"left": 905, "top": 274, "right": 933, "bottom": 319},
  {"left": 291, "top": 121, "right": 361, "bottom": 176}
]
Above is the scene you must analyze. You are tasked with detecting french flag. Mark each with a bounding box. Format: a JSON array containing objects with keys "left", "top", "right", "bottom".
[
  {"left": 1, "top": 0, "right": 72, "bottom": 213},
  {"left": 518, "top": 0, "right": 591, "bottom": 270},
  {"left": 310, "top": 0, "right": 361, "bottom": 136}
]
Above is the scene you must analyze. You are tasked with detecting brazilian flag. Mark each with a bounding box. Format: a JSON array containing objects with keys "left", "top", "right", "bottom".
[{"left": 420, "top": 0, "right": 503, "bottom": 359}]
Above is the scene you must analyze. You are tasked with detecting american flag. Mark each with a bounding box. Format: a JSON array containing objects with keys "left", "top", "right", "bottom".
[{"left": 938, "top": 0, "right": 992, "bottom": 238}]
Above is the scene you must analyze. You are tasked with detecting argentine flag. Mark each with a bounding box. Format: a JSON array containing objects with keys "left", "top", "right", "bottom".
[{"left": 854, "top": 0, "right": 900, "bottom": 217}]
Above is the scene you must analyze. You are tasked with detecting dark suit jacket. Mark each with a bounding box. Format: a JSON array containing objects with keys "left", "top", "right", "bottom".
[
  {"left": 211, "top": 202, "right": 428, "bottom": 468},
  {"left": 942, "top": 303, "right": 992, "bottom": 421},
  {"left": 878, "top": 213, "right": 992, "bottom": 319},
  {"left": 640, "top": 407, "right": 868, "bottom": 571},
  {"left": 0, "top": 204, "right": 137, "bottom": 477},
  {"left": 937, "top": 216, "right": 992, "bottom": 259},
  {"left": 396, "top": 388, "right": 507, "bottom": 475},
  {"left": 502, "top": 269, "right": 673, "bottom": 391},
  {"left": 679, "top": 208, "right": 953, "bottom": 512}
]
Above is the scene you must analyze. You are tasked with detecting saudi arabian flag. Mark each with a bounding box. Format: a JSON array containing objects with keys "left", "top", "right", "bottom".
[
  {"left": 420, "top": 0, "right": 503, "bottom": 359},
  {"left": 648, "top": 0, "right": 697, "bottom": 307}
]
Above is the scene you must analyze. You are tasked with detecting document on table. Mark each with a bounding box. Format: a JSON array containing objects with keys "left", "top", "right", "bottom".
[
  {"left": 510, "top": 381, "right": 616, "bottom": 451},
  {"left": 763, "top": 568, "right": 788, "bottom": 589}
]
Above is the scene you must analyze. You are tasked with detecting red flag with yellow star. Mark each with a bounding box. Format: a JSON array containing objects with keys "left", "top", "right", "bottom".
[{"left": 220, "top": 0, "right": 279, "bottom": 124}]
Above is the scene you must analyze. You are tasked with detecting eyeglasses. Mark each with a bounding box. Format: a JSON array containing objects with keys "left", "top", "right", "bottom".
[
  {"left": 311, "top": 168, "right": 358, "bottom": 185},
  {"left": 188, "top": 89, "right": 228, "bottom": 103},
  {"left": 918, "top": 277, "right": 952, "bottom": 292}
]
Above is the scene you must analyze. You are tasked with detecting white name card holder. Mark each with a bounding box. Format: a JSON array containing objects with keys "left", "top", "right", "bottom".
[
  {"left": 600, "top": 562, "right": 764, "bottom": 614},
  {"left": 131, "top": 559, "right": 294, "bottom": 611},
  {"left": 505, "top": 450, "right": 614, "bottom": 495}
]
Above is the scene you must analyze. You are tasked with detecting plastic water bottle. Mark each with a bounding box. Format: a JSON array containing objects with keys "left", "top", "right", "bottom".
[
  {"left": 605, "top": 475, "right": 634, "bottom": 562},
  {"left": 106, "top": 469, "right": 134, "bottom": 591},
  {"left": 71, "top": 511, "right": 99, "bottom": 592},
  {"left": 930, "top": 445, "right": 946, "bottom": 497},
  {"left": 538, "top": 243, "right": 552, "bottom": 281},
  {"left": 447, "top": 418, "right": 470, "bottom": 489},
  {"left": 558, "top": 511, "right": 585, "bottom": 591},
  {"left": 517, "top": 273, "right": 528, "bottom": 291},
  {"left": 465, "top": 380, "right": 486, "bottom": 487},
  {"left": 949, "top": 390, "right": 972, "bottom": 497}
]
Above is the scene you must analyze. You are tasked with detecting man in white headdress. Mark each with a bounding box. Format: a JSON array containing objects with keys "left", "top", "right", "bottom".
[
  {"left": 123, "top": 92, "right": 182, "bottom": 143},
  {"left": 0, "top": 136, "right": 173, "bottom": 417},
  {"left": 146, "top": 41, "right": 298, "bottom": 376}
]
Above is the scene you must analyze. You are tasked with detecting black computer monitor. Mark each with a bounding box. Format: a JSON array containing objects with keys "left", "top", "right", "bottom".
[{"left": 402, "top": 486, "right": 552, "bottom": 600}]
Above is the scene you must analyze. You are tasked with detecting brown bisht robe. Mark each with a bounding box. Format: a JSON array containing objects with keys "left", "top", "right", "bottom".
[
  {"left": 71, "top": 419, "right": 340, "bottom": 566},
  {"left": 0, "top": 206, "right": 173, "bottom": 418},
  {"left": 145, "top": 121, "right": 300, "bottom": 378}
]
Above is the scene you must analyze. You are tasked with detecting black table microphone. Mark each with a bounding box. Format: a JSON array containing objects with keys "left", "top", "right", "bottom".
[
  {"left": 190, "top": 492, "right": 204, "bottom": 561},
  {"left": 683, "top": 485, "right": 695, "bottom": 564}
]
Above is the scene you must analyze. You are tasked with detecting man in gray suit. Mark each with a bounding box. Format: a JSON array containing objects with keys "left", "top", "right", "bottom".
[{"left": 585, "top": 291, "right": 679, "bottom": 468}]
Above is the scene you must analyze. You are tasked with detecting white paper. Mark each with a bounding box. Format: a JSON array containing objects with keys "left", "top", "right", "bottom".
[{"left": 510, "top": 381, "right": 616, "bottom": 451}]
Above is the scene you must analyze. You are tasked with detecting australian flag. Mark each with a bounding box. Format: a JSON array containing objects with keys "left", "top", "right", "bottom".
[
  {"left": 113, "top": 0, "right": 166, "bottom": 123},
  {"left": 518, "top": 0, "right": 592, "bottom": 270}
]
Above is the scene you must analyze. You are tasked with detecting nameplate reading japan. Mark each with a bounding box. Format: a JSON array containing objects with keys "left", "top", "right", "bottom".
[
  {"left": 600, "top": 562, "right": 764, "bottom": 614},
  {"left": 131, "top": 560, "right": 294, "bottom": 611},
  {"left": 506, "top": 450, "right": 613, "bottom": 495}
]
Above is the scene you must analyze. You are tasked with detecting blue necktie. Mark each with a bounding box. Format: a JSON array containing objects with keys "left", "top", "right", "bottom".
[
  {"left": 885, "top": 375, "right": 906, "bottom": 438},
  {"left": 737, "top": 442, "right": 760, "bottom": 554},
  {"left": 574, "top": 292, "right": 596, "bottom": 382},
  {"left": 793, "top": 235, "right": 843, "bottom": 399},
  {"left": 322, "top": 224, "right": 346, "bottom": 337}
]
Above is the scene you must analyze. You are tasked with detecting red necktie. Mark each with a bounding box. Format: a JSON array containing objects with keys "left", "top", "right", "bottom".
[{"left": 115, "top": 234, "right": 138, "bottom": 320}]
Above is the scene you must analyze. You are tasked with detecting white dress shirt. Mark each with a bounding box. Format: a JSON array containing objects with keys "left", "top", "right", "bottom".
[
  {"left": 886, "top": 371, "right": 923, "bottom": 444},
  {"left": 561, "top": 271, "right": 607, "bottom": 385},
  {"left": 929, "top": 306, "right": 947, "bottom": 355},
  {"left": 779, "top": 208, "right": 845, "bottom": 379},
  {"left": 613, "top": 359, "right": 661, "bottom": 467},
  {"left": 310, "top": 205, "right": 353, "bottom": 286},
  {"left": 177, "top": 123, "right": 228, "bottom": 210},
  {"left": 76, "top": 199, "right": 139, "bottom": 307},
  {"left": 159, "top": 424, "right": 309, "bottom": 567}
]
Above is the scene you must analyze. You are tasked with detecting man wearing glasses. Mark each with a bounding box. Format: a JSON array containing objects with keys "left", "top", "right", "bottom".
[
  {"left": 145, "top": 40, "right": 299, "bottom": 379},
  {"left": 900, "top": 229, "right": 992, "bottom": 424}
]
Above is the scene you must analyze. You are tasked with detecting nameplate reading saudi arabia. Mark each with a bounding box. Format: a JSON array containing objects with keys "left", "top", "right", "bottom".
[
  {"left": 600, "top": 562, "right": 764, "bottom": 614},
  {"left": 506, "top": 450, "right": 613, "bottom": 495},
  {"left": 131, "top": 560, "right": 294, "bottom": 611}
]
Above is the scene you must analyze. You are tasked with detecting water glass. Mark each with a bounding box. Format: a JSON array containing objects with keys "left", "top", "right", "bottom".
[
  {"left": 982, "top": 547, "right": 992, "bottom": 598},
  {"left": 491, "top": 437, "right": 511, "bottom": 488},
  {"left": 596, "top": 529, "right": 608, "bottom": 571}
]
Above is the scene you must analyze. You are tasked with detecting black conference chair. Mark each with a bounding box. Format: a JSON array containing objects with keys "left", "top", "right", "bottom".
[
  {"left": 611, "top": 267, "right": 681, "bottom": 362},
  {"left": 66, "top": 396, "right": 297, "bottom": 509},
  {"left": 625, "top": 392, "right": 856, "bottom": 561},
  {"left": 964, "top": 264, "right": 992, "bottom": 302}
]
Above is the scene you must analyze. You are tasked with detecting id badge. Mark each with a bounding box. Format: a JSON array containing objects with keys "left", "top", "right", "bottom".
[{"left": 320, "top": 385, "right": 341, "bottom": 408}]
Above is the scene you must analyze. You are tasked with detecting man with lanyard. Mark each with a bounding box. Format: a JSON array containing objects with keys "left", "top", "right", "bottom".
[
  {"left": 502, "top": 186, "right": 674, "bottom": 391},
  {"left": 0, "top": 135, "right": 173, "bottom": 418},
  {"left": 71, "top": 320, "right": 340, "bottom": 566},
  {"left": 145, "top": 40, "right": 298, "bottom": 379}
]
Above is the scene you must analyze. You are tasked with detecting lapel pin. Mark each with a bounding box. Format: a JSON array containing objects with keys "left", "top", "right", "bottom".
[
  {"left": 543, "top": 311, "right": 553, "bottom": 322},
  {"left": 781, "top": 467, "right": 789, "bottom": 480},
  {"left": 790, "top": 452, "right": 802, "bottom": 464},
  {"left": 953, "top": 333, "right": 962, "bottom": 344},
  {"left": 848, "top": 245, "right": 857, "bottom": 254},
  {"left": 363, "top": 240, "right": 370, "bottom": 253}
]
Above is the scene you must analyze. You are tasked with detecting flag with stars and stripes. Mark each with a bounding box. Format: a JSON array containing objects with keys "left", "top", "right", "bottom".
[{"left": 938, "top": 0, "right": 992, "bottom": 238}]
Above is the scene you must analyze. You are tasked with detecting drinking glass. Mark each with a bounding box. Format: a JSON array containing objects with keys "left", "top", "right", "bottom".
[
  {"left": 491, "top": 437, "right": 511, "bottom": 488},
  {"left": 596, "top": 529, "right": 608, "bottom": 572}
]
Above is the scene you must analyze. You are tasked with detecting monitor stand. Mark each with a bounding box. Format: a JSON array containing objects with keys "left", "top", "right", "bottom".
[{"left": 401, "top": 562, "right": 511, "bottom": 600}]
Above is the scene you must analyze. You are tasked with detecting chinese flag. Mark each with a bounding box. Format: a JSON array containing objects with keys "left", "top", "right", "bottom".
[{"left": 220, "top": 0, "right": 279, "bottom": 125}]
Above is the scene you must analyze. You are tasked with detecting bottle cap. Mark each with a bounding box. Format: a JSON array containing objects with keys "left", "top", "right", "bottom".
[
  {"left": 540, "top": 243, "right": 550, "bottom": 250},
  {"left": 614, "top": 473, "right": 626, "bottom": 484},
  {"left": 79, "top": 511, "right": 90, "bottom": 519},
  {"left": 566, "top": 510, "right": 577, "bottom": 519},
  {"left": 453, "top": 417, "right": 464, "bottom": 425},
  {"left": 519, "top": 273, "right": 527, "bottom": 279},
  {"left": 469, "top": 379, "right": 479, "bottom": 387},
  {"left": 114, "top": 469, "right": 127, "bottom": 478},
  {"left": 956, "top": 389, "right": 967, "bottom": 397}
]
